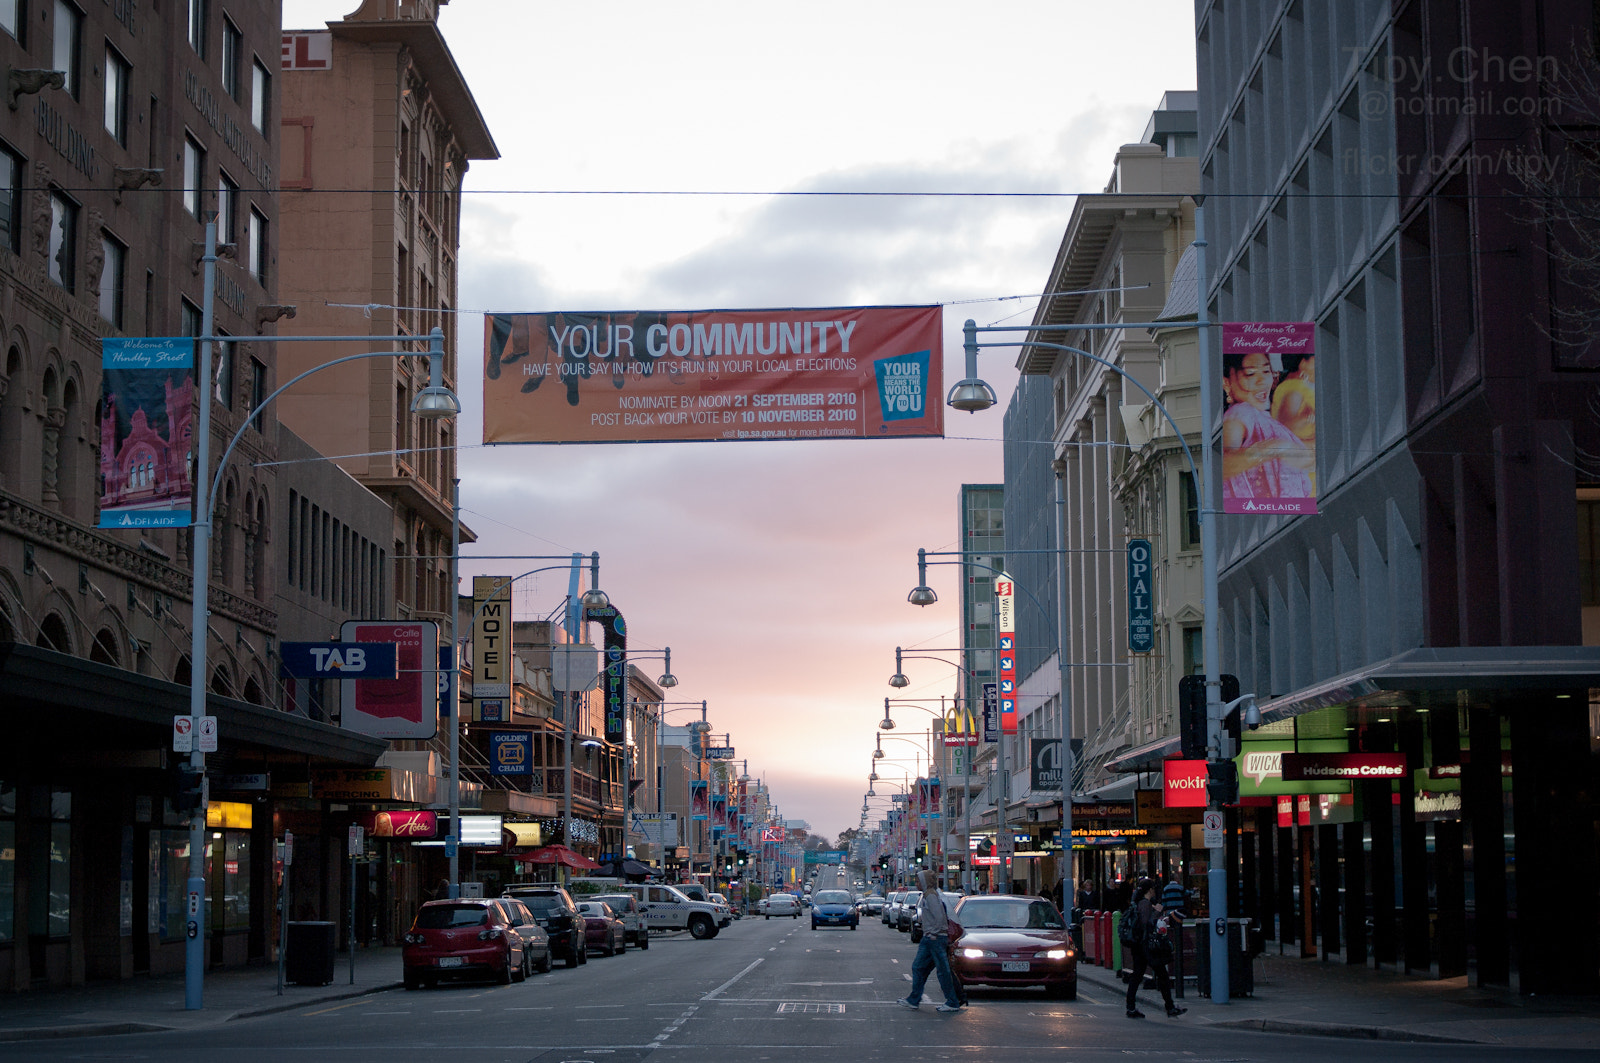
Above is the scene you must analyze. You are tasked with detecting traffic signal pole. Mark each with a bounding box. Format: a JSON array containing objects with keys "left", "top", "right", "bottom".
[{"left": 1196, "top": 201, "right": 1231, "bottom": 1004}]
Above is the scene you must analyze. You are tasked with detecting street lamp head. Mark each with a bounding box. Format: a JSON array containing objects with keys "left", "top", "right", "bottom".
[
  {"left": 879, "top": 717, "right": 896, "bottom": 730},
  {"left": 580, "top": 586, "right": 610, "bottom": 610},
  {"left": 946, "top": 378, "right": 997, "bottom": 413},
  {"left": 889, "top": 672, "right": 909, "bottom": 688},
  {"left": 413, "top": 333, "right": 462, "bottom": 420},
  {"left": 907, "top": 585, "right": 938, "bottom": 607},
  {"left": 869, "top": 770, "right": 879, "bottom": 781},
  {"left": 658, "top": 671, "right": 678, "bottom": 688}
]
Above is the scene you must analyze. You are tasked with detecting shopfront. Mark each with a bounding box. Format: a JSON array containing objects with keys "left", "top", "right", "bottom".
[{"left": 1107, "top": 647, "right": 1600, "bottom": 993}]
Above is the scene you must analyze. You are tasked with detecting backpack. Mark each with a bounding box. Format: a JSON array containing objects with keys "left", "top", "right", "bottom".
[
  {"left": 1117, "top": 903, "right": 1140, "bottom": 946},
  {"left": 1144, "top": 918, "right": 1175, "bottom": 962}
]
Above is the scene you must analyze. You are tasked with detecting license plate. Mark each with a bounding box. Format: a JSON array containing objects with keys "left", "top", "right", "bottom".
[
  {"left": 437, "top": 957, "right": 464, "bottom": 968},
  {"left": 1001, "top": 961, "right": 1031, "bottom": 972}
]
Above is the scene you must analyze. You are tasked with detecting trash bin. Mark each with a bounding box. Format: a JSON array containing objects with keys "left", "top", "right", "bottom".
[
  {"left": 1192, "top": 918, "right": 1254, "bottom": 997},
  {"left": 286, "top": 921, "right": 337, "bottom": 986}
]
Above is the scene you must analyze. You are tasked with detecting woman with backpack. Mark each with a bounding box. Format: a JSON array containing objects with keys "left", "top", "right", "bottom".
[{"left": 1124, "top": 880, "right": 1186, "bottom": 1019}]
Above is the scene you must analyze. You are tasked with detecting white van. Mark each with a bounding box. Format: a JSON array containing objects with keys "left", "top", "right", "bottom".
[{"left": 619, "top": 883, "right": 723, "bottom": 940}]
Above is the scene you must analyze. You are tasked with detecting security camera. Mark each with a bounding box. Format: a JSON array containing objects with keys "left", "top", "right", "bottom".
[{"left": 1242, "top": 696, "right": 1262, "bottom": 730}]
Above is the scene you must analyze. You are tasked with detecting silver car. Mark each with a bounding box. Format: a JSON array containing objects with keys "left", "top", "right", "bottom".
[{"left": 591, "top": 893, "right": 650, "bottom": 949}]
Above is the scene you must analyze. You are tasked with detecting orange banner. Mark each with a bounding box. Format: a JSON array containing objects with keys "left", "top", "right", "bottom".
[{"left": 483, "top": 306, "right": 944, "bottom": 444}]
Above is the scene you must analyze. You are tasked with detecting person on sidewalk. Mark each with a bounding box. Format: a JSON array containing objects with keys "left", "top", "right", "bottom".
[
  {"left": 897, "top": 869, "right": 964, "bottom": 1014},
  {"left": 1125, "top": 880, "right": 1185, "bottom": 1019}
]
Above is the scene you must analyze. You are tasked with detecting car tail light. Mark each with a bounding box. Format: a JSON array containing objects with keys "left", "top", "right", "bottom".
[{"left": 478, "top": 927, "right": 503, "bottom": 941}]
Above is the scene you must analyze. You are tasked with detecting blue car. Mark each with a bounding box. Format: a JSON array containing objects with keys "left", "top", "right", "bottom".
[{"left": 810, "top": 889, "right": 859, "bottom": 930}]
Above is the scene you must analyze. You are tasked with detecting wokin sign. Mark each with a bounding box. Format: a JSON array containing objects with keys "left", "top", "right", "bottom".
[
  {"left": 1162, "top": 759, "right": 1209, "bottom": 807},
  {"left": 483, "top": 306, "right": 943, "bottom": 444}
]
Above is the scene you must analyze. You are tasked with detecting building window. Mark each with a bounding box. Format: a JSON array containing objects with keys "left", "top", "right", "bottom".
[
  {"left": 1579, "top": 501, "right": 1600, "bottom": 607},
  {"left": 98, "top": 232, "right": 124, "bottom": 326},
  {"left": 216, "top": 171, "right": 237, "bottom": 246},
  {"left": 103, "top": 45, "right": 128, "bottom": 144},
  {"left": 183, "top": 137, "right": 204, "bottom": 219},
  {"left": 0, "top": 0, "right": 20, "bottom": 41},
  {"left": 47, "top": 190, "right": 75, "bottom": 291},
  {"left": 1181, "top": 626, "right": 1203, "bottom": 677},
  {"left": 1179, "top": 470, "right": 1201, "bottom": 549},
  {"left": 250, "top": 59, "right": 269, "bottom": 134},
  {"left": 52, "top": 1, "right": 79, "bottom": 98},
  {"left": 213, "top": 337, "right": 233, "bottom": 409},
  {"left": 247, "top": 207, "right": 266, "bottom": 283},
  {"left": 0, "top": 145, "right": 20, "bottom": 254},
  {"left": 186, "top": 0, "right": 205, "bottom": 57},
  {"left": 31, "top": 789, "right": 70, "bottom": 940},
  {"left": 0, "top": 782, "right": 12, "bottom": 942},
  {"left": 220, "top": 16, "right": 240, "bottom": 100},
  {"left": 247, "top": 357, "right": 265, "bottom": 429},
  {"left": 180, "top": 297, "right": 201, "bottom": 337}
]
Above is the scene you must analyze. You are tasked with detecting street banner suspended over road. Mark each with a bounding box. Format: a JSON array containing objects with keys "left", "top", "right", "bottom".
[{"left": 483, "top": 305, "right": 943, "bottom": 444}]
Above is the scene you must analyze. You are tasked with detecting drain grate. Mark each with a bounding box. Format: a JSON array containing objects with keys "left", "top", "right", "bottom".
[{"left": 777, "top": 1002, "right": 846, "bottom": 1014}]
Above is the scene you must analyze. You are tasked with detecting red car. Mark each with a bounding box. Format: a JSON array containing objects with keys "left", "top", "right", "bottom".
[
  {"left": 402, "top": 898, "right": 528, "bottom": 989},
  {"left": 949, "top": 895, "right": 1077, "bottom": 999},
  {"left": 575, "top": 900, "right": 628, "bottom": 956}
]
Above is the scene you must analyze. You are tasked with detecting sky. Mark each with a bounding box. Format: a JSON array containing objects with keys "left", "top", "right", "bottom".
[{"left": 282, "top": 0, "right": 1198, "bottom": 842}]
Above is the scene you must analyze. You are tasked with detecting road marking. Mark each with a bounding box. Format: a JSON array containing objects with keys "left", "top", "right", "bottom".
[
  {"left": 433, "top": 1008, "right": 484, "bottom": 1013},
  {"left": 304, "top": 1001, "right": 368, "bottom": 1016},
  {"left": 701, "top": 957, "right": 764, "bottom": 1001}
]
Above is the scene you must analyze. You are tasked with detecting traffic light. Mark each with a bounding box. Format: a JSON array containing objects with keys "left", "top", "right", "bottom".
[
  {"left": 1206, "top": 759, "right": 1239, "bottom": 806},
  {"left": 736, "top": 848, "right": 748, "bottom": 866},
  {"left": 914, "top": 845, "right": 926, "bottom": 865},
  {"left": 1179, "top": 673, "right": 1241, "bottom": 758},
  {"left": 174, "top": 762, "right": 207, "bottom": 813},
  {"left": 1178, "top": 674, "right": 1206, "bottom": 759}
]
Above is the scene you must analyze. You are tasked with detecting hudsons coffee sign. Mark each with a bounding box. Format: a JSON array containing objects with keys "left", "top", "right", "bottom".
[{"left": 1280, "top": 753, "right": 1406, "bottom": 781}]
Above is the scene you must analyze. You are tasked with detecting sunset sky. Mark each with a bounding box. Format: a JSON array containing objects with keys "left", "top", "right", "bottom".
[{"left": 282, "top": 0, "right": 1198, "bottom": 840}]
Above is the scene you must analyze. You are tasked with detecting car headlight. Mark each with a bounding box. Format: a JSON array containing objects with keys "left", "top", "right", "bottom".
[
  {"left": 960, "top": 948, "right": 996, "bottom": 959},
  {"left": 403, "top": 933, "right": 424, "bottom": 945},
  {"left": 1036, "top": 948, "right": 1070, "bottom": 960}
]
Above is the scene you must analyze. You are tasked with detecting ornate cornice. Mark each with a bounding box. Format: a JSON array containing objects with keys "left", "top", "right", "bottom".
[{"left": 0, "top": 489, "right": 277, "bottom": 631}]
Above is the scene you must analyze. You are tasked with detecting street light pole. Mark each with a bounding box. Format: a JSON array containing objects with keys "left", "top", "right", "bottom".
[{"left": 184, "top": 222, "right": 460, "bottom": 1010}]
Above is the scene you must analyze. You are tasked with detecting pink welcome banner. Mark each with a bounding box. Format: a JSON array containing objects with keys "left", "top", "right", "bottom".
[{"left": 1220, "top": 323, "right": 1318, "bottom": 515}]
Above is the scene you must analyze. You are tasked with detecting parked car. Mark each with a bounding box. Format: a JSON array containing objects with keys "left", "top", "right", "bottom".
[
  {"left": 895, "top": 890, "right": 923, "bottom": 932},
  {"left": 503, "top": 885, "right": 587, "bottom": 967},
  {"left": 710, "top": 893, "right": 740, "bottom": 921},
  {"left": 575, "top": 900, "right": 629, "bottom": 956},
  {"left": 499, "top": 896, "right": 553, "bottom": 975},
  {"left": 810, "top": 889, "right": 858, "bottom": 930},
  {"left": 764, "top": 892, "right": 802, "bottom": 918},
  {"left": 860, "top": 895, "right": 886, "bottom": 916},
  {"left": 591, "top": 893, "right": 650, "bottom": 949},
  {"left": 910, "top": 892, "right": 965, "bottom": 943},
  {"left": 950, "top": 895, "right": 1076, "bottom": 999},
  {"left": 402, "top": 898, "right": 528, "bottom": 989}
]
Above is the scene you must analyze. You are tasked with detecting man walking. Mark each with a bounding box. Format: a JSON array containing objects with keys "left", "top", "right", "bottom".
[{"left": 898, "top": 869, "right": 963, "bottom": 1013}]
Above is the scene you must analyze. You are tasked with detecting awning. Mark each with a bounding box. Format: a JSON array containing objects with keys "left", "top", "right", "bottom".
[
  {"left": 1105, "top": 645, "right": 1600, "bottom": 775},
  {"left": 504, "top": 823, "right": 543, "bottom": 848}
]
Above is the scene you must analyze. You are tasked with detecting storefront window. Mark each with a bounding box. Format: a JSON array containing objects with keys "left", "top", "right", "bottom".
[
  {"left": 0, "top": 782, "right": 14, "bottom": 942},
  {"left": 28, "top": 789, "right": 70, "bottom": 938},
  {"left": 211, "top": 832, "right": 250, "bottom": 932},
  {"left": 151, "top": 830, "right": 191, "bottom": 941}
]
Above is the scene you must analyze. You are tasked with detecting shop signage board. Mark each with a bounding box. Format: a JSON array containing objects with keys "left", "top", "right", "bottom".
[
  {"left": 1280, "top": 752, "right": 1406, "bottom": 782},
  {"left": 995, "top": 574, "right": 1018, "bottom": 735},
  {"left": 1236, "top": 738, "right": 1351, "bottom": 797},
  {"left": 339, "top": 621, "right": 439, "bottom": 739},
  {"left": 279, "top": 641, "right": 397, "bottom": 678},
  {"left": 1127, "top": 538, "right": 1154, "bottom": 653},
  {"left": 981, "top": 683, "right": 999, "bottom": 743},
  {"left": 483, "top": 305, "right": 943, "bottom": 444},
  {"left": 471, "top": 577, "right": 513, "bottom": 698},
  {"left": 489, "top": 731, "right": 532, "bottom": 775},
  {"left": 358, "top": 810, "right": 438, "bottom": 838},
  {"left": 1162, "top": 759, "right": 1209, "bottom": 807},
  {"left": 311, "top": 768, "right": 396, "bottom": 801},
  {"left": 1139, "top": 788, "right": 1204, "bottom": 823},
  {"left": 1030, "top": 738, "right": 1062, "bottom": 791}
]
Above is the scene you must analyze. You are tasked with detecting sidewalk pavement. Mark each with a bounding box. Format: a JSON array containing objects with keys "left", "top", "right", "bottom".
[
  {"left": 0, "top": 946, "right": 406, "bottom": 1041},
  {"left": 1076, "top": 948, "right": 1600, "bottom": 1050}
]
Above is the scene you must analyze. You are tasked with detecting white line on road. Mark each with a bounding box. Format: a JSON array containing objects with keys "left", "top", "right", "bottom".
[{"left": 701, "top": 957, "right": 764, "bottom": 1001}]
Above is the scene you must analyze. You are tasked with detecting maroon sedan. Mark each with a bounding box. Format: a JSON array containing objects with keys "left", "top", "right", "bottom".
[
  {"left": 575, "top": 900, "right": 628, "bottom": 956},
  {"left": 950, "top": 895, "right": 1077, "bottom": 999},
  {"left": 402, "top": 899, "right": 525, "bottom": 989}
]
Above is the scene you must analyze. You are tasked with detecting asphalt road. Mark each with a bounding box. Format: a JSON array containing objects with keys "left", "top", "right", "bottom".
[{"left": 3, "top": 899, "right": 1596, "bottom": 1062}]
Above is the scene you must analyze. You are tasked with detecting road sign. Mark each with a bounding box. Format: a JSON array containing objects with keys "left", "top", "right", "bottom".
[
  {"left": 197, "top": 715, "right": 218, "bottom": 753},
  {"left": 1203, "top": 810, "right": 1224, "bottom": 848},
  {"left": 348, "top": 824, "right": 365, "bottom": 857},
  {"left": 172, "top": 715, "right": 193, "bottom": 752}
]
